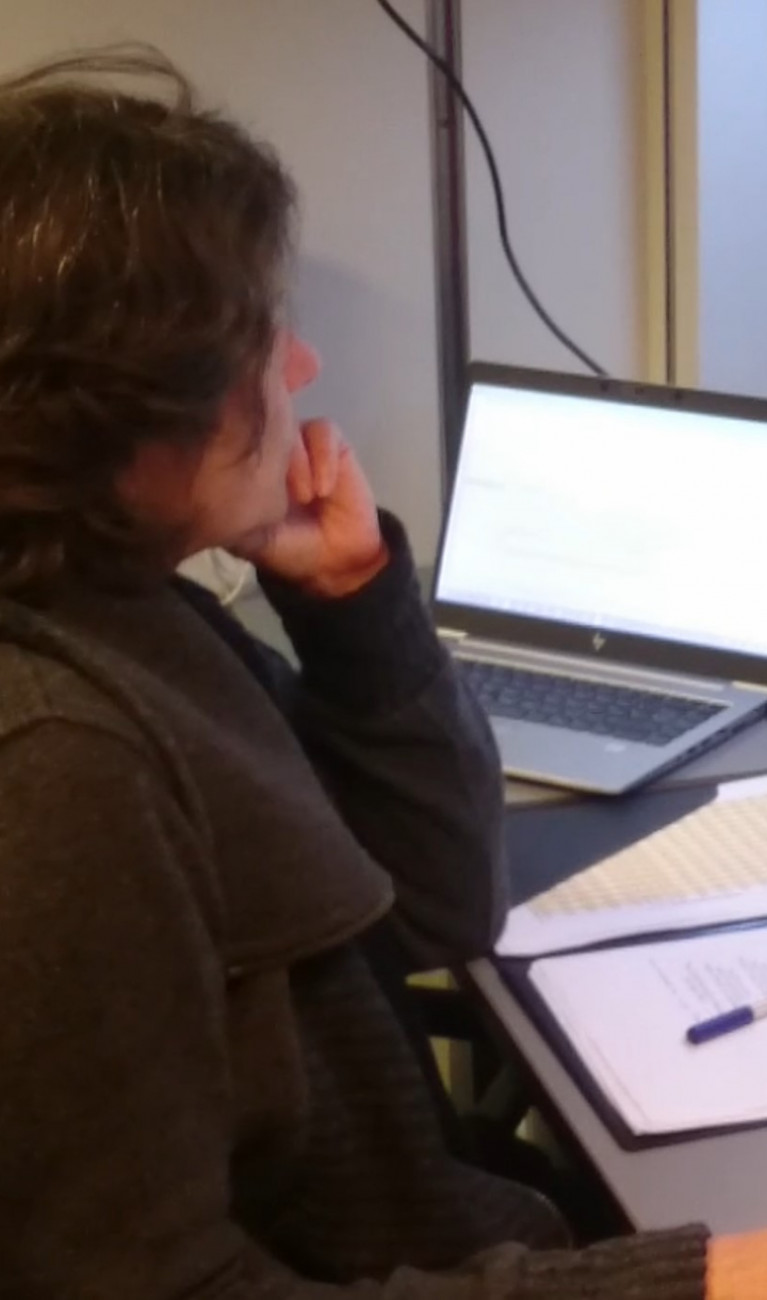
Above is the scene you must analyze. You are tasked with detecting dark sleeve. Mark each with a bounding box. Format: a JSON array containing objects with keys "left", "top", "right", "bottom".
[
  {"left": 0, "top": 720, "right": 709, "bottom": 1300},
  {"left": 250, "top": 511, "right": 511, "bottom": 968}
]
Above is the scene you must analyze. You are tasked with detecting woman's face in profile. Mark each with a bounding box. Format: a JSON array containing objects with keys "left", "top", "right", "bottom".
[{"left": 118, "top": 331, "right": 321, "bottom": 562}]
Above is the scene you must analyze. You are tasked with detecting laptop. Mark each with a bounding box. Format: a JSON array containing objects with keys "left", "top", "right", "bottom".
[{"left": 432, "top": 362, "right": 767, "bottom": 795}]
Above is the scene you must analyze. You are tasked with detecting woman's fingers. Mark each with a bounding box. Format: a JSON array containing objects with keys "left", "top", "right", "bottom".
[
  {"left": 286, "top": 433, "right": 314, "bottom": 505},
  {"left": 300, "top": 419, "right": 343, "bottom": 499}
]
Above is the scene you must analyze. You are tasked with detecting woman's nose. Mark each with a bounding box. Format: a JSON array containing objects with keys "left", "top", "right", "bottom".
[{"left": 285, "top": 334, "right": 321, "bottom": 393}]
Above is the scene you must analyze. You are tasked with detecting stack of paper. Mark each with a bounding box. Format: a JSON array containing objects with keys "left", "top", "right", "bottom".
[
  {"left": 497, "top": 778, "right": 767, "bottom": 957},
  {"left": 530, "top": 927, "right": 767, "bottom": 1135}
]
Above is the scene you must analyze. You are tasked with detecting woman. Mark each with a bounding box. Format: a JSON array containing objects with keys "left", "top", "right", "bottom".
[{"left": 0, "top": 45, "right": 759, "bottom": 1299}]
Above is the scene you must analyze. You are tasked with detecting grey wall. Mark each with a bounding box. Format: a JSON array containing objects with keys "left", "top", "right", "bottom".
[
  {"left": 1, "top": 0, "right": 648, "bottom": 565},
  {"left": 463, "top": 0, "right": 646, "bottom": 381},
  {"left": 698, "top": 0, "right": 767, "bottom": 398}
]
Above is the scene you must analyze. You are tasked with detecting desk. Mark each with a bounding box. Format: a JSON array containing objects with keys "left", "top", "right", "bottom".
[
  {"left": 466, "top": 739, "right": 767, "bottom": 1237},
  {"left": 466, "top": 959, "right": 767, "bottom": 1236}
]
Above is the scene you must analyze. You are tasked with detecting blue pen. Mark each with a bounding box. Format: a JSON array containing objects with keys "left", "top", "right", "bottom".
[{"left": 686, "top": 998, "right": 767, "bottom": 1046}]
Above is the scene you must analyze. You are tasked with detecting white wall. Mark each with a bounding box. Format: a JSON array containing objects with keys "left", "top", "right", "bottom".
[
  {"left": 463, "top": 0, "right": 646, "bottom": 381},
  {"left": 697, "top": 0, "right": 767, "bottom": 397},
  {"left": 0, "top": 0, "right": 443, "bottom": 562}
]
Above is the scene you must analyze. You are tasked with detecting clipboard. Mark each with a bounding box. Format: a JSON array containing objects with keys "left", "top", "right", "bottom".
[{"left": 496, "top": 920, "right": 767, "bottom": 1151}]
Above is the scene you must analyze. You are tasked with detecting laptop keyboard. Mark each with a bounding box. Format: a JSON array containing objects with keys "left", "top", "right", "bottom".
[{"left": 458, "top": 659, "right": 724, "bottom": 747}]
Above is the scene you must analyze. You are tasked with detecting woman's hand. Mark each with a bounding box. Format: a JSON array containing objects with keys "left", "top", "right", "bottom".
[
  {"left": 708, "top": 1230, "right": 767, "bottom": 1299},
  {"left": 232, "top": 419, "right": 389, "bottom": 597}
]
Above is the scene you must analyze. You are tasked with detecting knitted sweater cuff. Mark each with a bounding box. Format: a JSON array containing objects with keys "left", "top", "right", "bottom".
[
  {"left": 505, "top": 1224, "right": 709, "bottom": 1300},
  {"left": 256, "top": 510, "right": 445, "bottom": 712}
]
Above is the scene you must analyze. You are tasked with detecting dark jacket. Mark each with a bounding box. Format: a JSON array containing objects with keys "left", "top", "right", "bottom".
[{"left": 0, "top": 514, "right": 707, "bottom": 1298}]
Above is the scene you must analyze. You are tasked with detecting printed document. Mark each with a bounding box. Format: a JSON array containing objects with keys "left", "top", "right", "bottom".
[
  {"left": 497, "top": 778, "right": 767, "bottom": 957},
  {"left": 530, "top": 926, "right": 767, "bottom": 1135}
]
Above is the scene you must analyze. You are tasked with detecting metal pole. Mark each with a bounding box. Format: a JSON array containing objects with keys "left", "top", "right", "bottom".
[{"left": 426, "top": 0, "right": 469, "bottom": 492}]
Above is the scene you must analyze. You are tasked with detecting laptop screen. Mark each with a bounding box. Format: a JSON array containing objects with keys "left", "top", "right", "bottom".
[{"left": 435, "top": 378, "right": 767, "bottom": 659}]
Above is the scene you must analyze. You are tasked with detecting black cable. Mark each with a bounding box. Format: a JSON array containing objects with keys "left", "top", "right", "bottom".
[{"left": 374, "top": 0, "right": 607, "bottom": 377}]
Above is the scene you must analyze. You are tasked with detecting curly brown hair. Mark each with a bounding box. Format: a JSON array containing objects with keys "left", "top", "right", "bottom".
[{"left": 0, "top": 46, "right": 297, "bottom": 600}]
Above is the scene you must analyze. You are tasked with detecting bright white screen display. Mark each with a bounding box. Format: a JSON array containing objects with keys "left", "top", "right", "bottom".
[{"left": 436, "top": 382, "right": 767, "bottom": 658}]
